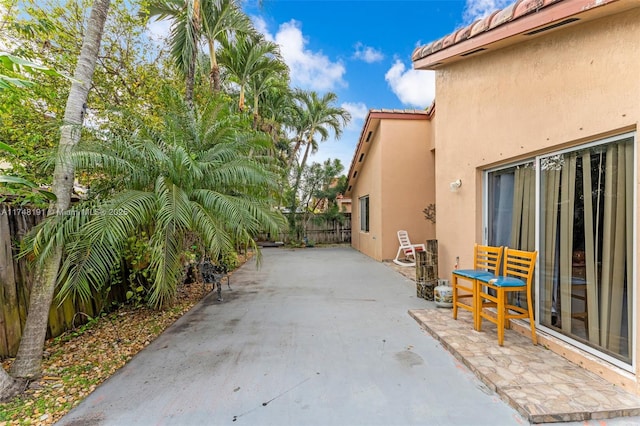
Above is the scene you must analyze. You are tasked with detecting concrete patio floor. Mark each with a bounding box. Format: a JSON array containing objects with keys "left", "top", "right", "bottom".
[{"left": 384, "top": 262, "right": 640, "bottom": 424}]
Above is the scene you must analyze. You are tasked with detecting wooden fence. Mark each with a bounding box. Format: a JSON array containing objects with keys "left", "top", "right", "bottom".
[
  {"left": 259, "top": 213, "right": 351, "bottom": 244},
  {"left": 0, "top": 204, "right": 116, "bottom": 358}
]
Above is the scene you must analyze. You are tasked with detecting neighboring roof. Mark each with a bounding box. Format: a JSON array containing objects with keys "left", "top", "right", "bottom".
[
  {"left": 412, "top": 0, "right": 636, "bottom": 70},
  {"left": 344, "top": 107, "right": 434, "bottom": 197}
]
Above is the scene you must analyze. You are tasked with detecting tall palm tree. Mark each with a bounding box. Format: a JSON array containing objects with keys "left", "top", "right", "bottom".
[
  {"left": 146, "top": 0, "right": 202, "bottom": 106},
  {"left": 22, "top": 89, "right": 286, "bottom": 310},
  {"left": 218, "top": 33, "right": 284, "bottom": 111},
  {"left": 288, "top": 90, "right": 350, "bottom": 211},
  {"left": 1, "top": 0, "right": 112, "bottom": 398},
  {"left": 247, "top": 67, "right": 288, "bottom": 129},
  {"left": 259, "top": 84, "right": 295, "bottom": 149},
  {"left": 290, "top": 90, "right": 350, "bottom": 171},
  {"left": 200, "top": 0, "right": 253, "bottom": 92}
]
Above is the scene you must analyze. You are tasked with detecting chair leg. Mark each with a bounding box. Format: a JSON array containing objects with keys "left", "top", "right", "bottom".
[
  {"left": 527, "top": 290, "right": 538, "bottom": 345},
  {"left": 452, "top": 275, "right": 459, "bottom": 320},
  {"left": 497, "top": 289, "right": 506, "bottom": 346},
  {"left": 477, "top": 292, "right": 483, "bottom": 332},
  {"left": 393, "top": 247, "right": 404, "bottom": 265},
  {"left": 472, "top": 280, "right": 479, "bottom": 331}
]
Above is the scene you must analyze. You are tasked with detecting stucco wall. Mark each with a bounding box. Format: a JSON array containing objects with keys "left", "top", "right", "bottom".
[
  {"left": 351, "top": 125, "right": 383, "bottom": 260},
  {"left": 379, "top": 119, "right": 435, "bottom": 261},
  {"left": 433, "top": 7, "right": 640, "bottom": 386},
  {"left": 351, "top": 116, "right": 436, "bottom": 262},
  {"left": 434, "top": 8, "right": 640, "bottom": 274}
]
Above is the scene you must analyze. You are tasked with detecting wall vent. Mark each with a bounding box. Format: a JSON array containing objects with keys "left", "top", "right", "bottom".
[
  {"left": 460, "top": 48, "right": 487, "bottom": 57},
  {"left": 525, "top": 18, "right": 579, "bottom": 36},
  {"left": 365, "top": 131, "right": 372, "bottom": 142},
  {"left": 358, "top": 153, "right": 365, "bottom": 162}
]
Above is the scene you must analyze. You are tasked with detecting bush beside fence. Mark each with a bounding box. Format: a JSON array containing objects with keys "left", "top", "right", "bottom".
[
  {"left": 0, "top": 204, "right": 123, "bottom": 358},
  {"left": 257, "top": 213, "right": 351, "bottom": 244}
]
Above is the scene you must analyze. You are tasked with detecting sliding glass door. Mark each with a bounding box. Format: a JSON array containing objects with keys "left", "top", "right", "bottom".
[
  {"left": 485, "top": 133, "right": 635, "bottom": 366},
  {"left": 539, "top": 136, "right": 634, "bottom": 364},
  {"left": 487, "top": 162, "right": 535, "bottom": 251}
]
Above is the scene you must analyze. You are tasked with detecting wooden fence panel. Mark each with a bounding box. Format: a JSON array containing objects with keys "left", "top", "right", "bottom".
[
  {"left": 0, "top": 203, "right": 119, "bottom": 358},
  {"left": 259, "top": 213, "right": 351, "bottom": 244}
]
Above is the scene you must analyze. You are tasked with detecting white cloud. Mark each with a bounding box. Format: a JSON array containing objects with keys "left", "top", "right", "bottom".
[
  {"left": 252, "top": 16, "right": 272, "bottom": 41},
  {"left": 463, "top": 0, "right": 512, "bottom": 23},
  {"left": 353, "top": 43, "right": 384, "bottom": 63},
  {"left": 384, "top": 60, "right": 435, "bottom": 108},
  {"left": 341, "top": 102, "right": 368, "bottom": 130},
  {"left": 252, "top": 17, "right": 346, "bottom": 91}
]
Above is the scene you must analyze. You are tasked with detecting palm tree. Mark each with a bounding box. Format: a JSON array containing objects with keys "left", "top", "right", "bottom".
[
  {"left": 290, "top": 90, "right": 350, "bottom": 170},
  {"left": 247, "top": 67, "right": 288, "bottom": 129},
  {"left": 218, "top": 33, "right": 285, "bottom": 111},
  {"left": 200, "top": 0, "right": 253, "bottom": 92},
  {"left": 23, "top": 89, "right": 286, "bottom": 310},
  {"left": 1, "top": 0, "right": 112, "bottom": 398},
  {"left": 287, "top": 90, "right": 350, "bottom": 211},
  {"left": 146, "top": 0, "right": 203, "bottom": 106},
  {"left": 258, "top": 84, "right": 296, "bottom": 155}
]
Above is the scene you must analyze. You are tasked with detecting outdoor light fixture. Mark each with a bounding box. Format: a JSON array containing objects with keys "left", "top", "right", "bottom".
[{"left": 449, "top": 179, "right": 462, "bottom": 192}]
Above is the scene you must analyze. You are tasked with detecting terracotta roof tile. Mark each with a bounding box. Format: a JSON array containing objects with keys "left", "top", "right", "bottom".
[
  {"left": 412, "top": 0, "right": 583, "bottom": 63},
  {"left": 454, "top": 21, "right": 477, "bottom": 43},
  {"left": 514, "top": 0, "right": 544, "bottom": 18},
  {"left": 469, "top": 11, "right": 498, "bottom": 38},
  {"left": 371, "top": 108, "right": 430, "bottom": 115},
  {"left": 442, "top": 30, "right": 459, "bottom": 48},
  {"left": 489, "top": 2, "right": 518, "bottom": 29}
]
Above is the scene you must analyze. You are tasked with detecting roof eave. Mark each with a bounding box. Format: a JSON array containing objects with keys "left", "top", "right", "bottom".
[
  {"left": 414, "top": 0, "right": 631, "bottom": 70},
  {"left": 344, "top": 109, "right": 434, "bottom": 197}
]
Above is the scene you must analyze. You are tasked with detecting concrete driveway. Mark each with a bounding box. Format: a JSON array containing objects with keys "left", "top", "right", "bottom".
[{"left": 58, "top": 247, "right": 526, "bottom": 426}]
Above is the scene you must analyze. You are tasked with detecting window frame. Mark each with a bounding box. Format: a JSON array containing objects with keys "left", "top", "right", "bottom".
[
  {"left": 482, "top": 131, "right": 636, "bottom": 371},
  {"left": 359, "top": 195, "right": 369, "bottom": 232}
]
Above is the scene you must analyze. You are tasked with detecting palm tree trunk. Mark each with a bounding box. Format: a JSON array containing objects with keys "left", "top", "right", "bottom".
[
  {"left": 208, "top": 39, "right": 221, "bottom": 92},
  {"left": 287, "top": 136, "right": 303, "bottom": 168},
  {"left": 252, "top": 94, "right": 259, "bottom": 130},
  {"left": 299, "top": 137, "right": 313, "bottom": 172},
  {"left": 290, "top": 138, "right": 313, "bottom": 212},
  {"left": 5, "top": 0, "right": 111, "bottom": 385},
  {"left": 185, "top": 55, "right": 196, "bottom": 109},
  {"left": 0, "top": 367, "right": 25, "bottom": 402},
  {"left": 238, "top": 85, "right": 245, "bottom": 110}
]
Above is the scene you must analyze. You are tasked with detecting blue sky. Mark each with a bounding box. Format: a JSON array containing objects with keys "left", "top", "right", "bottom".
[
  {"left": 240, "top": 0, "right": 512, "bottom": 170},
  {"left": 147, "top": 0, "right": 511, "bottom": 171}
]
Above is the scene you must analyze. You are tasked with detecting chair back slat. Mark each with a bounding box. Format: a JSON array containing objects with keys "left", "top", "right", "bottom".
[
  {"left": 502, "top": 248, "right": 537, "bottom": 282},
  {"left": 474, "top": 244, "right": 503, "bottom": 273},
  {"left": 398, "top": 231, "right": 411, "bottom": 247}
]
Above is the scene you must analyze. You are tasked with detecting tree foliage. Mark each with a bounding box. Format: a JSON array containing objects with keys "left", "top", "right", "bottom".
[{"left": 23, "top": 89, "right": 286, "bottom": 308}]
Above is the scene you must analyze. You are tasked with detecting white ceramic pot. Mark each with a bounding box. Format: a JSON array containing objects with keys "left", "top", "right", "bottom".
[{"left": 434, "top": 279, "right": 453, "bottom": 308}]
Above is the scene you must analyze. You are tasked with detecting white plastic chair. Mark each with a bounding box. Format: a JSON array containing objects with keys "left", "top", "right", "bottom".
[{"left": 393, "top": 230, "right": 426, "bottom": 267}]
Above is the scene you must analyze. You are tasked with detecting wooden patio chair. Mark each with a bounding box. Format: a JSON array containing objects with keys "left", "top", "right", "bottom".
[
  {"left": 477, "top": 247, "right": 538, "bottom": 346},
  {"left": 452, "top": 244, "right": 503, "bottom": 330},
  {"left": 393, "top": 230, "right": 426, "bottom": 267}
]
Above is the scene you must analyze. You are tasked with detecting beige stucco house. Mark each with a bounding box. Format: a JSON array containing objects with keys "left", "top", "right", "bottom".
[
  {"left": 345, "top": 109, "right": 436, "bottom": 262},
  {"left": 412, "top": 0, "right": 640, "bottom": 392}
]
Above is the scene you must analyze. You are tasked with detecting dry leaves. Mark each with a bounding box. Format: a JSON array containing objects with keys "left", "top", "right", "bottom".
[{"left": 0, "top": 254, "right": 251, "bottom": 426}]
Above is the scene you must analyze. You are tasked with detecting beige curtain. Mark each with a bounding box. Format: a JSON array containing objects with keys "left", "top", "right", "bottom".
[
  {"left": 600, "top": 142, "right": 633, "bottom": 354},
  {"left": 510, "top": 166, "right": 535, "bottom": 308},
  {"left": 511, "top": 166, "right": 535, "bottom": 251},
  {"left": 559, "top": 154, "right": 577, "bottom": 334},
  {"left": 582, "top": 150, "right": 600, "bottom": 344},
  {"left": 539, "top": 139, "right": 632, "bottom": 360},
  {"left": 542, "top": 166, "right": 560, "bottom": 325}
]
